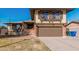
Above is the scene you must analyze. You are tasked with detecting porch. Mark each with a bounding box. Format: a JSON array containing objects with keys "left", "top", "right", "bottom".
[{"left": 5, "top": 21, "right": 35, "bottom": 36}]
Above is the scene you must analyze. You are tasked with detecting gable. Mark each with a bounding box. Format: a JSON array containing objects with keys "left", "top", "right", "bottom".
[{"left": 67, "top": 23, "right": 79, "bottom": 28}]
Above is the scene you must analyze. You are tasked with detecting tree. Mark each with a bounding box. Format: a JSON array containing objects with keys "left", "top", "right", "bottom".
[{"left": 0, "top": 26, "right": 7, "bottom": 29}]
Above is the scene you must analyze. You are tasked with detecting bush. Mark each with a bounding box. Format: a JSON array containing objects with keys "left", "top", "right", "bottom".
[{"left": 66, "top": 28, "right": 69, "bottom": 36}]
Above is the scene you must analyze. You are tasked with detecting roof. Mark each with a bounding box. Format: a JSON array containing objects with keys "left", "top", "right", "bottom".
[
  {"left": 4, "top": 20, "right": 34, "bottom": 25},
  {"left": 5, "top": 22, "right": 22, "bottom": 25},
  {"left": 30, "top": 8, "right": 73, "bottom": 12},
  {"left": 66, "top": 21, "right": 79, "bottom": 26},
  {"left": 23, "top": 20, "right": 34, "bottom": 23}
]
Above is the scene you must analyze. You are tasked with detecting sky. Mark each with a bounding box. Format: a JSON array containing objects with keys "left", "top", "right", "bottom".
[
  {"left": 67, "top": 8, "right": 79, "bottom": 23},
  {"left": 0, "top": 8, "right": 31, "bottom": 26},
  {"left": 0, "top": 8, "right": 79, "bottom": 26}
]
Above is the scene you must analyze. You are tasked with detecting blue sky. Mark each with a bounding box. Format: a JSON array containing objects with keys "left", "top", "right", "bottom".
[
  {"left": 0, "top": 8, "right": 79, "bottom": 26},
  {"left": 67, "top": 8, "right": 79, "bottom": 23},
  {"left": 0, "top": 8, "right": 31, "bottom": 26}
]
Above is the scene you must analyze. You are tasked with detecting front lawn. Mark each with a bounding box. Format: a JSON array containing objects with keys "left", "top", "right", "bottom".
[{"left": 0, "top": 38, "right": 50, "bottom": 51}]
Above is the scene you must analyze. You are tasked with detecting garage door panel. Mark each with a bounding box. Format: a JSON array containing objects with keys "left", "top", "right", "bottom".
[{"left": 38, "top": 27, "right": 62, "bottom": 37}]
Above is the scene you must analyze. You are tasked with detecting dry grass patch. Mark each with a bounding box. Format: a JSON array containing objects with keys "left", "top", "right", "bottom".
[{"left": 0, "top": 38, "right": 50, "bottom": 51}]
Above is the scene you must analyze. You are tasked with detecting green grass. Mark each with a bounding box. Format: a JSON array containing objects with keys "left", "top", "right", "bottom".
[{"left": 0, "top": 38, "right": 50, "bottom": 51}]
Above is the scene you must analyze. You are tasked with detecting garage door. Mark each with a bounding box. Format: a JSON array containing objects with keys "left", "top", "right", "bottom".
[{"left": 38, "top": 26, "right": 62, "bottom": 37}]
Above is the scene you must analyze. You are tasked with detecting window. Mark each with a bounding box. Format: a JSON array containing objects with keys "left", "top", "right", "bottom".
[
  {"left": 27, "top": 24, "right": 34, "bottom": 29},
  {"left": 38, "top": 11, "right": 62, "bottom": 22},
  {"left": 24, "top": 24, "right": 27, "bottom": 29},
  {"left": 12, "top": 25, "right": 17, "bottom": 31},
  {"left": 16, "top": 25, "right": 22, "bottom": 32},
  {"left": 53, "top": 12, "right": 60, "bottom": 20},
  {"left": 50, "top": 11, "right": 62, "bottom": 21},
  {"left": 39, "top": 11, "right": 48, "bottom": 21}
]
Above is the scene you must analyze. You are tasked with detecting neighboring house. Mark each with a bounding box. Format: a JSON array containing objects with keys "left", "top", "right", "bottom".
[
  {"left": 0, "top": 28, "right": 8, "bottom": 35},
  {"left": 5, "top": 8, "right": 73, "bottom": 37},
  {"left": 5, "top": 21, "right": 35, "bottom": 35},
  {"left": 66, "top": 21, "right": 79, "bottom": 37}
]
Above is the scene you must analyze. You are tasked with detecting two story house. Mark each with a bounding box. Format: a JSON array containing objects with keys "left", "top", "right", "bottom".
[
  {"left": 5, "top": 8, "right": 72, "bottom": 37},
  {"left": 30, "top": 8, "right": 72, "bottom": 37}
]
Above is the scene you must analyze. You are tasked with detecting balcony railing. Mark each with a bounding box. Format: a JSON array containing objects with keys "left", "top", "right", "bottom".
[{"left": 38, "top": 10, "right": 63, "bottom": 23}]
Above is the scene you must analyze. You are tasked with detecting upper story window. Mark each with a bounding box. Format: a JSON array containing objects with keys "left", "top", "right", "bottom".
[
  {"left": 51, "top": 11, "right": 62, "bottom": 21},
  {"left": 38, "top": 10, "right": 63, "bottom": 22},
  {"left": 38, "top": 11, "right": 48, "bottom": 21}
]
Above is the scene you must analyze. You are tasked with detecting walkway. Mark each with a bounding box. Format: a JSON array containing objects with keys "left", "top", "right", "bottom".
[{"left": 39, "top": 37, "right": 79, "bottom": 51}]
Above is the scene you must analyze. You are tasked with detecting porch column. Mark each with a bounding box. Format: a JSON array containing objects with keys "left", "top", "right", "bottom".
[
  {"left": 61, "top": 9, "right": 67, "bottom": 23},
  {"left": 34, "top": 25, "right": 37, "bottom": 36},
  {"left": 7, "top": 24, "right": 13, "bottom": 35},
  {"left": 62, "top": 24, "right": 66, "bottom": 37}
]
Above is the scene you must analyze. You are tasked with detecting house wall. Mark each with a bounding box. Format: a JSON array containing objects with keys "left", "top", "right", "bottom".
[
  {"left": 0, "top": 29, "right": 8, "bottom": 35},
  {"left": 61, "top": 9, "right": 66, "bottom": 23},
  {"left": 7, "top": 24, "right": 14, "bottom": 35},
  {"left": 7, "top": 24, "right": 12, "bottom": 31},
  {"left": 62, "top": 25, "right": 66, "bottom": 36},
  {"left": 67, "top": 23, "right": 79, "bottom": 28},
  {"left": 34, "top": 9, "right": 67, "bottom": 37},
  {"left": 34, "top": 10, "right": 41, "bottom": 23},
  {"left": 28, "top": 25, "right": 37, "bottom": 36},
  {"left": 67, "top": 23, "right": 79, "bottom": 37},
  {"left": 34, "top": 9, "right": 67, "bottom": 24}
]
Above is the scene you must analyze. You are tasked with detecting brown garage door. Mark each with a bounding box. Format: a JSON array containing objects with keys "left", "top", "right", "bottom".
[{"left": 38, "top": 26, "right": 62, "bottom": 37}]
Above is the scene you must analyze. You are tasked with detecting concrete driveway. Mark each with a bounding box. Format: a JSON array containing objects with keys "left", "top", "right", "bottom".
[{"left": 39, "top": 37, "right": 79, "bottom": 51}]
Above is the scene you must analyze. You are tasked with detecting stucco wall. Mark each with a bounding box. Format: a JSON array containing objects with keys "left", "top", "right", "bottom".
[
  {"left": 0, "top": 29, "right": 8, "bottom": 35},
  {"left": 67, "top": 23, "right": 79, "bottom": 37},
  {"left": 62, "top": 26, "right": 66, "bottom": 36},
  {"left": 61, "top": 9, "right": 66, "bottom": 23},
  {"left": 28, "top": 25, "right": 37, "bottom": 36}
]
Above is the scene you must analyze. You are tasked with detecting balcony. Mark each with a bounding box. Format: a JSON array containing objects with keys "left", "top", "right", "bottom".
[{"left": 37, "top": 10, "right": 63, "bottom": 24}]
